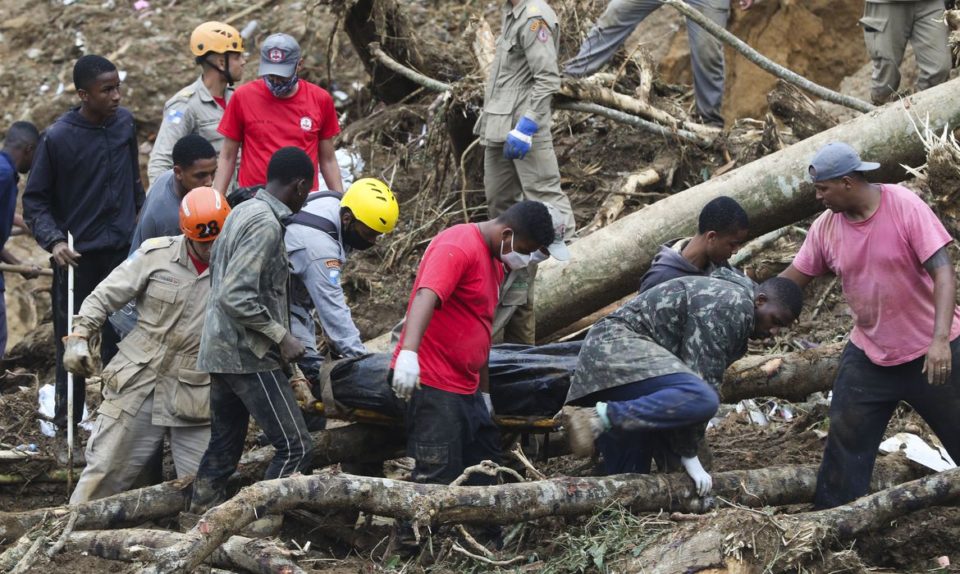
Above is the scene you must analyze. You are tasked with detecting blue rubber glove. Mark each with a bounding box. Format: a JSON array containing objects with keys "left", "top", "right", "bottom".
[{"left": 503, "top": 116, "right": 538, "bottom": 160}]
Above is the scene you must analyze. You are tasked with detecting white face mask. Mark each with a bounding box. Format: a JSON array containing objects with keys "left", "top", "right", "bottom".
[
  {"left": 500, "top": 232, "right": 531, "bottom": 270},
  {"left": 529, "top": 250, "right": 549, "bottom": 264}
]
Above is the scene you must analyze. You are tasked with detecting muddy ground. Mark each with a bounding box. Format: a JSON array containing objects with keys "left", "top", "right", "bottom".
[{"left": 0, "top": 0, "right": 958, "bottom": 572}]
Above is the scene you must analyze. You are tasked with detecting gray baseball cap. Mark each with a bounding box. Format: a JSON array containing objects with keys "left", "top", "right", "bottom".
[
  {"left": 544, "top": 203, "right": 571, "bottom": 261},
  {"left": 259, "top": 33, "right": 300, "bottom": 78},
  {"left": 808, "top": 142, "right": 880, "bottom": 182}
]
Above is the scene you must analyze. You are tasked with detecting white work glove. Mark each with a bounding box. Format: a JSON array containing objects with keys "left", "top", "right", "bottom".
[
  {"left": 481, "top": 392, "right": 494, "bottom": 415},
  {"left": 392, "top": 350, "right": 420, "bottom": 400},
  {"left": 681, "top": 455, "right": 713, "bottom": 497},
  {"left": 63, "top": 334, "right": 96, "bottom": 377}
]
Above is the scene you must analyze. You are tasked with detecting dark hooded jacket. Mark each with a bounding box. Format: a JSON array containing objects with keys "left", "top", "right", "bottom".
[
  {"left": 638, "top": 237, "right": 718, "bottom": 294},
  {"left": 23, "top": 107, "right": 144, "bottom": 253}
]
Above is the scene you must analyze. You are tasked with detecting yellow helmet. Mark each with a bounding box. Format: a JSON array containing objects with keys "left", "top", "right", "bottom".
[
  {"left": 190, "top": 22, "right": 243, "bottom": 57},
  {"left": 341, "top": 178, "right": 400, "bottom": 234}
]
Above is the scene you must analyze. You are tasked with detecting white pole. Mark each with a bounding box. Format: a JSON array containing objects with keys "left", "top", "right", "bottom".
[{"left": 66, "top": 232, "right": 74, "bottom": 494}]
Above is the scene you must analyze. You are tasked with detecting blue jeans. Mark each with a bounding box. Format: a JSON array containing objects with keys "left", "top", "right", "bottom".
[
  {"left": 191, "top": 369, "right": 314, "bottom": 510},
  {"left": 814, "top": 339, "right": 960, "bottom": 509},
  {"left": 578, "top": 373, "right": 719, "bottom": 474}
]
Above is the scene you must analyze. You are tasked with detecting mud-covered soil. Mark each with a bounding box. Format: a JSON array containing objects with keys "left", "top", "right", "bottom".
[{"left": 1, "top": 0, "right": 958, "bottom": 571}]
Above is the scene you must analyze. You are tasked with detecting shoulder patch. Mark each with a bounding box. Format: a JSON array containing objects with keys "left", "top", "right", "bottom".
[
  {"left": 166, "top": 108, "right": 185, "bottom": 125},
  {"left": 175, "top": 88, "right": 195, "bottom": 99},
  {"left": 530, "top": 19, "right": 541, "bottom": 32},
  {"left": 537, "top": 23, "right": 550, "bottom": 42},
  {"left": 325, "top": 261, "right": 341, "bottom": 286},
  {"left": 141, "top": 236, "right": 175, "bottom": 252}
]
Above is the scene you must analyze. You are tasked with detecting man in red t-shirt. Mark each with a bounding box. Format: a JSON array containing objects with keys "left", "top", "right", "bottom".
[
  {"left": 781, "top": 142, "right": 960, "bottom": 509},
  {"left": 213, "top": 33, "right": 343, "bottom": 194},
  {"left": 390, "top": 201, "right": 556, "bottom": 487}
]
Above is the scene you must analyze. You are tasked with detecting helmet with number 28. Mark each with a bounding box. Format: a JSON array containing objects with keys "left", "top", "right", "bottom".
[{"left": 180, "top": 187, "right": 232, "bottom": 242}]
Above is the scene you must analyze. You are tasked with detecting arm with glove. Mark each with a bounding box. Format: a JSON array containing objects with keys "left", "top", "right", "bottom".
[
  {"left": 392, "top": 288, "right": 438, "bottom": 400},
  {"left": 503, "top": 16, "right": 561, "bottom": 161},
  {"left": 64, "top": 252, "right": 150, "bottom": 377}
]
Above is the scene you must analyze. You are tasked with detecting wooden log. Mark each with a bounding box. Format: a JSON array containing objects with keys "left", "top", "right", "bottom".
[
  {"left": 559, "top": 79, "right": 720, "bottom": 141},
  {"left": 625, "top": 464, "right": 960, "bottom": 573},
  {"left": 719, "top": 342, "right": 844, "bottom": 403},
  {"left": 0, "top": 425, "right": 403, "bottom": 541},
  {"left": 533, "top": 78, "right": 960, "bottom": 337},
  {"left": 767, "top": 80, "right": 839, "bottom": 141},
  {"left": 144, "top": 459, "right": 919, "bottom": 574},
  {"left": 66, "top": 529, "right": 306, "bottom": 574}
]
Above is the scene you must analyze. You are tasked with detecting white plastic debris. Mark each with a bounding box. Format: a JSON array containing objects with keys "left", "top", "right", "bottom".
[
  {"left": 318, "top": 148, "right": 364, "bottom": 191},
  {"left": 118, "top": 70, "right": 128, "bottom": 82},
  {"left": 735, "top": 399, "right": 768, "bottom": 426},
  {"left": 240, "top": 20, "right": 258, "bottom": 40},
  {"left": 879, "top": 433, "right": 957, "bottom": 472},
  {"left": 38, "top": 383, "right": 92, "bottom": 437}
]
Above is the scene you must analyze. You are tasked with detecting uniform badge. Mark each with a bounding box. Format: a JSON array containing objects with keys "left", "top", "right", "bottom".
[
  {"left": 325, "top": 259, "right": 341, "bottom": 285},
  {"left": 300, "top": 117, "right": 313, "bottom": 131},
  {"left": 537, "top": 22, "right": 550, "bottom": 42},
  {"left": 167, "top": 109, "right": 184, "bottom": 125},
  {"left": 269, "top": 48, "right": 284, "bottom": 62},
  {"left": 530, "top": 20, "right": 540, "bottom": 32}
]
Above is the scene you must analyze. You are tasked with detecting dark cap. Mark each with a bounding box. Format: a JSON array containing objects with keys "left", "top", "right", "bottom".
[
  {"left": 259, "top": 33, "right": 300, "bottom": 78},
  {"left": 808, "top": 142, "right": 880, "bottom": 182}
]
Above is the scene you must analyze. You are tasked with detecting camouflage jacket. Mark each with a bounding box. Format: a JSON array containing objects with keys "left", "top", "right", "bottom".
[
  {"left": 197, "top": 190, "right": 292, "bottom": 374},
  {"left": 566, "top": 268, "right": 756, "bottom": 403}
]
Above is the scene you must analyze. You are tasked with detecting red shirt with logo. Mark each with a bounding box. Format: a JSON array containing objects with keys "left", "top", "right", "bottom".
[
  {"left": 391, "top": 224, "right": 505, "bottom": 395},
  {"left": 217, "top": 78, "right": 340, "bottom": 190}
]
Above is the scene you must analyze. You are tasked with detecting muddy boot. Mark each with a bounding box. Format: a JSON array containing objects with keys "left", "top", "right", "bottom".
[
  {"left": 240, "top": 513, "right": 284, "bottom": 538},
  {"left": 562, "top": 406, "right": 604, "bottom": 458}
]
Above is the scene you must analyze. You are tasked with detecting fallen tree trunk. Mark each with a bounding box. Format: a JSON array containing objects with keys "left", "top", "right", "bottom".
[
  {"left": 720, "top": 342, "right": 844, "bottom": 403},
  {"left": 0, "top": 424, "right": 402, "bottom": 540},
  {"left": 144, "top": 459, "right": 919, "bottom": 574},
  {"left": 626, "top": 464, "right": 960, "bottom": 573},
  {"left": 534, "top": 78, "right": 960, "bottom": 337},
  {"left": 66, "top": 529, "right": 305, "bottom": 574},
  {"left": 767, "top": 80, "right": 839, "bottom": 141}
]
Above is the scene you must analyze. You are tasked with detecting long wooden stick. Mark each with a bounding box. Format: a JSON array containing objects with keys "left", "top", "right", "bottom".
[
  {"left": 660, "top": 0, "right": 874, "bottom": 113},
  {"left": 0, "top": 264, "right": 52, "bottom": 277}
]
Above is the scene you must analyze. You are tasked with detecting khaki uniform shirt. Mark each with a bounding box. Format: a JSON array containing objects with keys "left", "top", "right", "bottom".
[
  {"left": 197, "top": 190, "right": 292, "bottom": 374},
  {"left": 475, "top": 0, "right": 561, "bottom": 145},
  {"left": 147, "top": 76, "right": 233, "bottom": 184},
  {"left": 74, "top": 235, "right": 211, "bottom": 426}
]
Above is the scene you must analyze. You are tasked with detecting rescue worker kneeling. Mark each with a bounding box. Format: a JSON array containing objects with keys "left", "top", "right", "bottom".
[{"left": 64, "top": 187, "right": 231, "bottom": 504}]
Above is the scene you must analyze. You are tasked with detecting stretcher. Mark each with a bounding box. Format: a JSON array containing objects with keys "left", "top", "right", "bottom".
[{"left": 309, "top": 342, "right": 580, "bottom": 458}]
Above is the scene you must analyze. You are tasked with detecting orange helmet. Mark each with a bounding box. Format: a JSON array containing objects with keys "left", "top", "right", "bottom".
[
  {"left": 190, "top": 22, "right": 243, "bottom": 57},
  {"left": 180, "top": 187, "right": 231, "bottom": 242}
]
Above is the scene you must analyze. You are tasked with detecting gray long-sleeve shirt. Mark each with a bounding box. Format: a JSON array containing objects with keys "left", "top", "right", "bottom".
[
  {"left": 197, "top": 190, "right": 292, "bottom": 374},
  {"left": 285, "top": 194, "right": 366, "bottom": 357}
]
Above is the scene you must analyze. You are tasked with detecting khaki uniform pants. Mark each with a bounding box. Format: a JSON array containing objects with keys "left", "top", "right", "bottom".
[
  {"left": 70, "top": 392, "right": 210, "bottom": 504},
  {"left": 483, "top": 142, "right": 576, "bottom": 234},
  {"left": 862, "top": 0, "right": 950, "bottom": 105}
]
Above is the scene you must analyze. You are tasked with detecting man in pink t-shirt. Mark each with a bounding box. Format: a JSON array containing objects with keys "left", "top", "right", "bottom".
[
  {"left": 390, "top": 201, "right": 556, "bottom": 489},
  {"left": 781, "top": 142, "right": 960, "bottom": 509}
]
